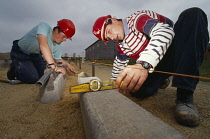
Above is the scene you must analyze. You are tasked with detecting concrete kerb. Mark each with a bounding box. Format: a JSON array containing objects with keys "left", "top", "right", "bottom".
[
  {"left": 78, "top": 77, "right": 186, "bottom": 139},
  {"left": 40, "top": 73, "right": 66, "bottom": 104}
]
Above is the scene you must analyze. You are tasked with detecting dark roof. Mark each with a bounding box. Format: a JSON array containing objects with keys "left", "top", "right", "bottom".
[{"left": 85, "top": 40, "right": 101, "bottom": 50}]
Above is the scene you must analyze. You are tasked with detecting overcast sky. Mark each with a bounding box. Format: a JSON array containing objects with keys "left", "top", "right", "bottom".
[{"left": 0, "top": 0, "right": 209, "bottom": 57}]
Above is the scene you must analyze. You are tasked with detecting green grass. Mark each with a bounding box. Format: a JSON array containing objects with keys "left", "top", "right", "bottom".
[{"left": 94, "top": 59, "right": 114, "bottom": 65}]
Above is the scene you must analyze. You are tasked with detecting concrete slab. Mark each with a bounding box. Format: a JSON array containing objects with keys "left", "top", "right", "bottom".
[
  {"left": 79, "top": 77, "right": 186, "bottom": 139},
  {"left": 40, "top": 73, "right": 66, "bottom": 104}
]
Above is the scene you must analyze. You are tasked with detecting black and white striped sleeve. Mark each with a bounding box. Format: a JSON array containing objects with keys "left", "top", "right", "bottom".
[
  {"left": 138, "top": 22, "right": 175, "bottom": 69},
  {"left": 110, "top": 56, "right": 129, "bottom": 80}
]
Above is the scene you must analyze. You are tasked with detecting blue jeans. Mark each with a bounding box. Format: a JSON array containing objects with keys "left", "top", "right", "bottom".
[
  {"left": 10, "top": 40, "right": 46, "bottom": 83},
  {"left": 133, "top": 7, "right": 209, "bottom": 98}
]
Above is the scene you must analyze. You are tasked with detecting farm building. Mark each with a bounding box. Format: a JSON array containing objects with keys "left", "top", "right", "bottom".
[
  {"left": 85, "top": 40, "right": 118, "bottom": 60},
  {"left": 85, "top": 41, "right": 210, "bottom": 60},
  {"left": 204, "top": 43, "right": 210, "bottom": 60},
  {"left": 0, "top": 52, "right": 11, "bottom": 69}
]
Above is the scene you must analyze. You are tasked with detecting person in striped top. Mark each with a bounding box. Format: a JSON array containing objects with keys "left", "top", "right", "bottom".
[{"left": 92, "top": 7, "right": 209, "bottom": 127}]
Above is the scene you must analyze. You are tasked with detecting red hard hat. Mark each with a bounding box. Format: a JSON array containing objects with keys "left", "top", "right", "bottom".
[
  {"left": 92, "top": 15, "right": 111, "bottom": 42},
  {"left": 57, "top": 19, "right": 76, "bottom": 40}
]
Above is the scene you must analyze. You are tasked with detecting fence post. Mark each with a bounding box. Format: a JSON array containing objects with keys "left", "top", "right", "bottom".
[{"left": 92, "top": 48, "right": 95, "bottom": 77}]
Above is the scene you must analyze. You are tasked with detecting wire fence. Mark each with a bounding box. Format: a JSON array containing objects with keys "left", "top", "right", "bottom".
[{"left": 92, "top": 59, "right": 210, "bottom": 82}]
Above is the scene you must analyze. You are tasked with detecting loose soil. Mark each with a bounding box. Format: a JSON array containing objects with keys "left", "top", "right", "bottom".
[{"left": 0, "top": 61, "right": 210, "bottom": 139}]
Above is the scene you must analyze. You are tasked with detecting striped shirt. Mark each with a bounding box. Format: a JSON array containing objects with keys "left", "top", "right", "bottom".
[{"left": 111, "top": 10, "right": 175, "bottom": 80}]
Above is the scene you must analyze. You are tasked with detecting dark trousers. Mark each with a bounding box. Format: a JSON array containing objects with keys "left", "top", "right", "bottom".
[
  {"left": 10, "top": 40, "right": 46, "bottom": 83},
  {"left": 134, "top": 7, "right": 209, "bottom": 98}
]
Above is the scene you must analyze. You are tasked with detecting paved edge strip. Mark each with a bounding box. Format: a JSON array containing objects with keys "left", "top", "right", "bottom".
[
  {"left": 78, "top": 77, "right": 186, "bottom": 139},
  {"left": 40, "top": 73, "right": 66, "bottom": 104}
]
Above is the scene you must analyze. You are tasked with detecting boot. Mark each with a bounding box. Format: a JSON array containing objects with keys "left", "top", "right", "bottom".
[
  {"left": 174, "top": 88, "right": 200, "bottom": 127},
  {"left": 159, "top": 78, "right": 170, "bottom": 89},
  {"left": 7, "top": 63, "right": 16, "bottom": 80}
]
